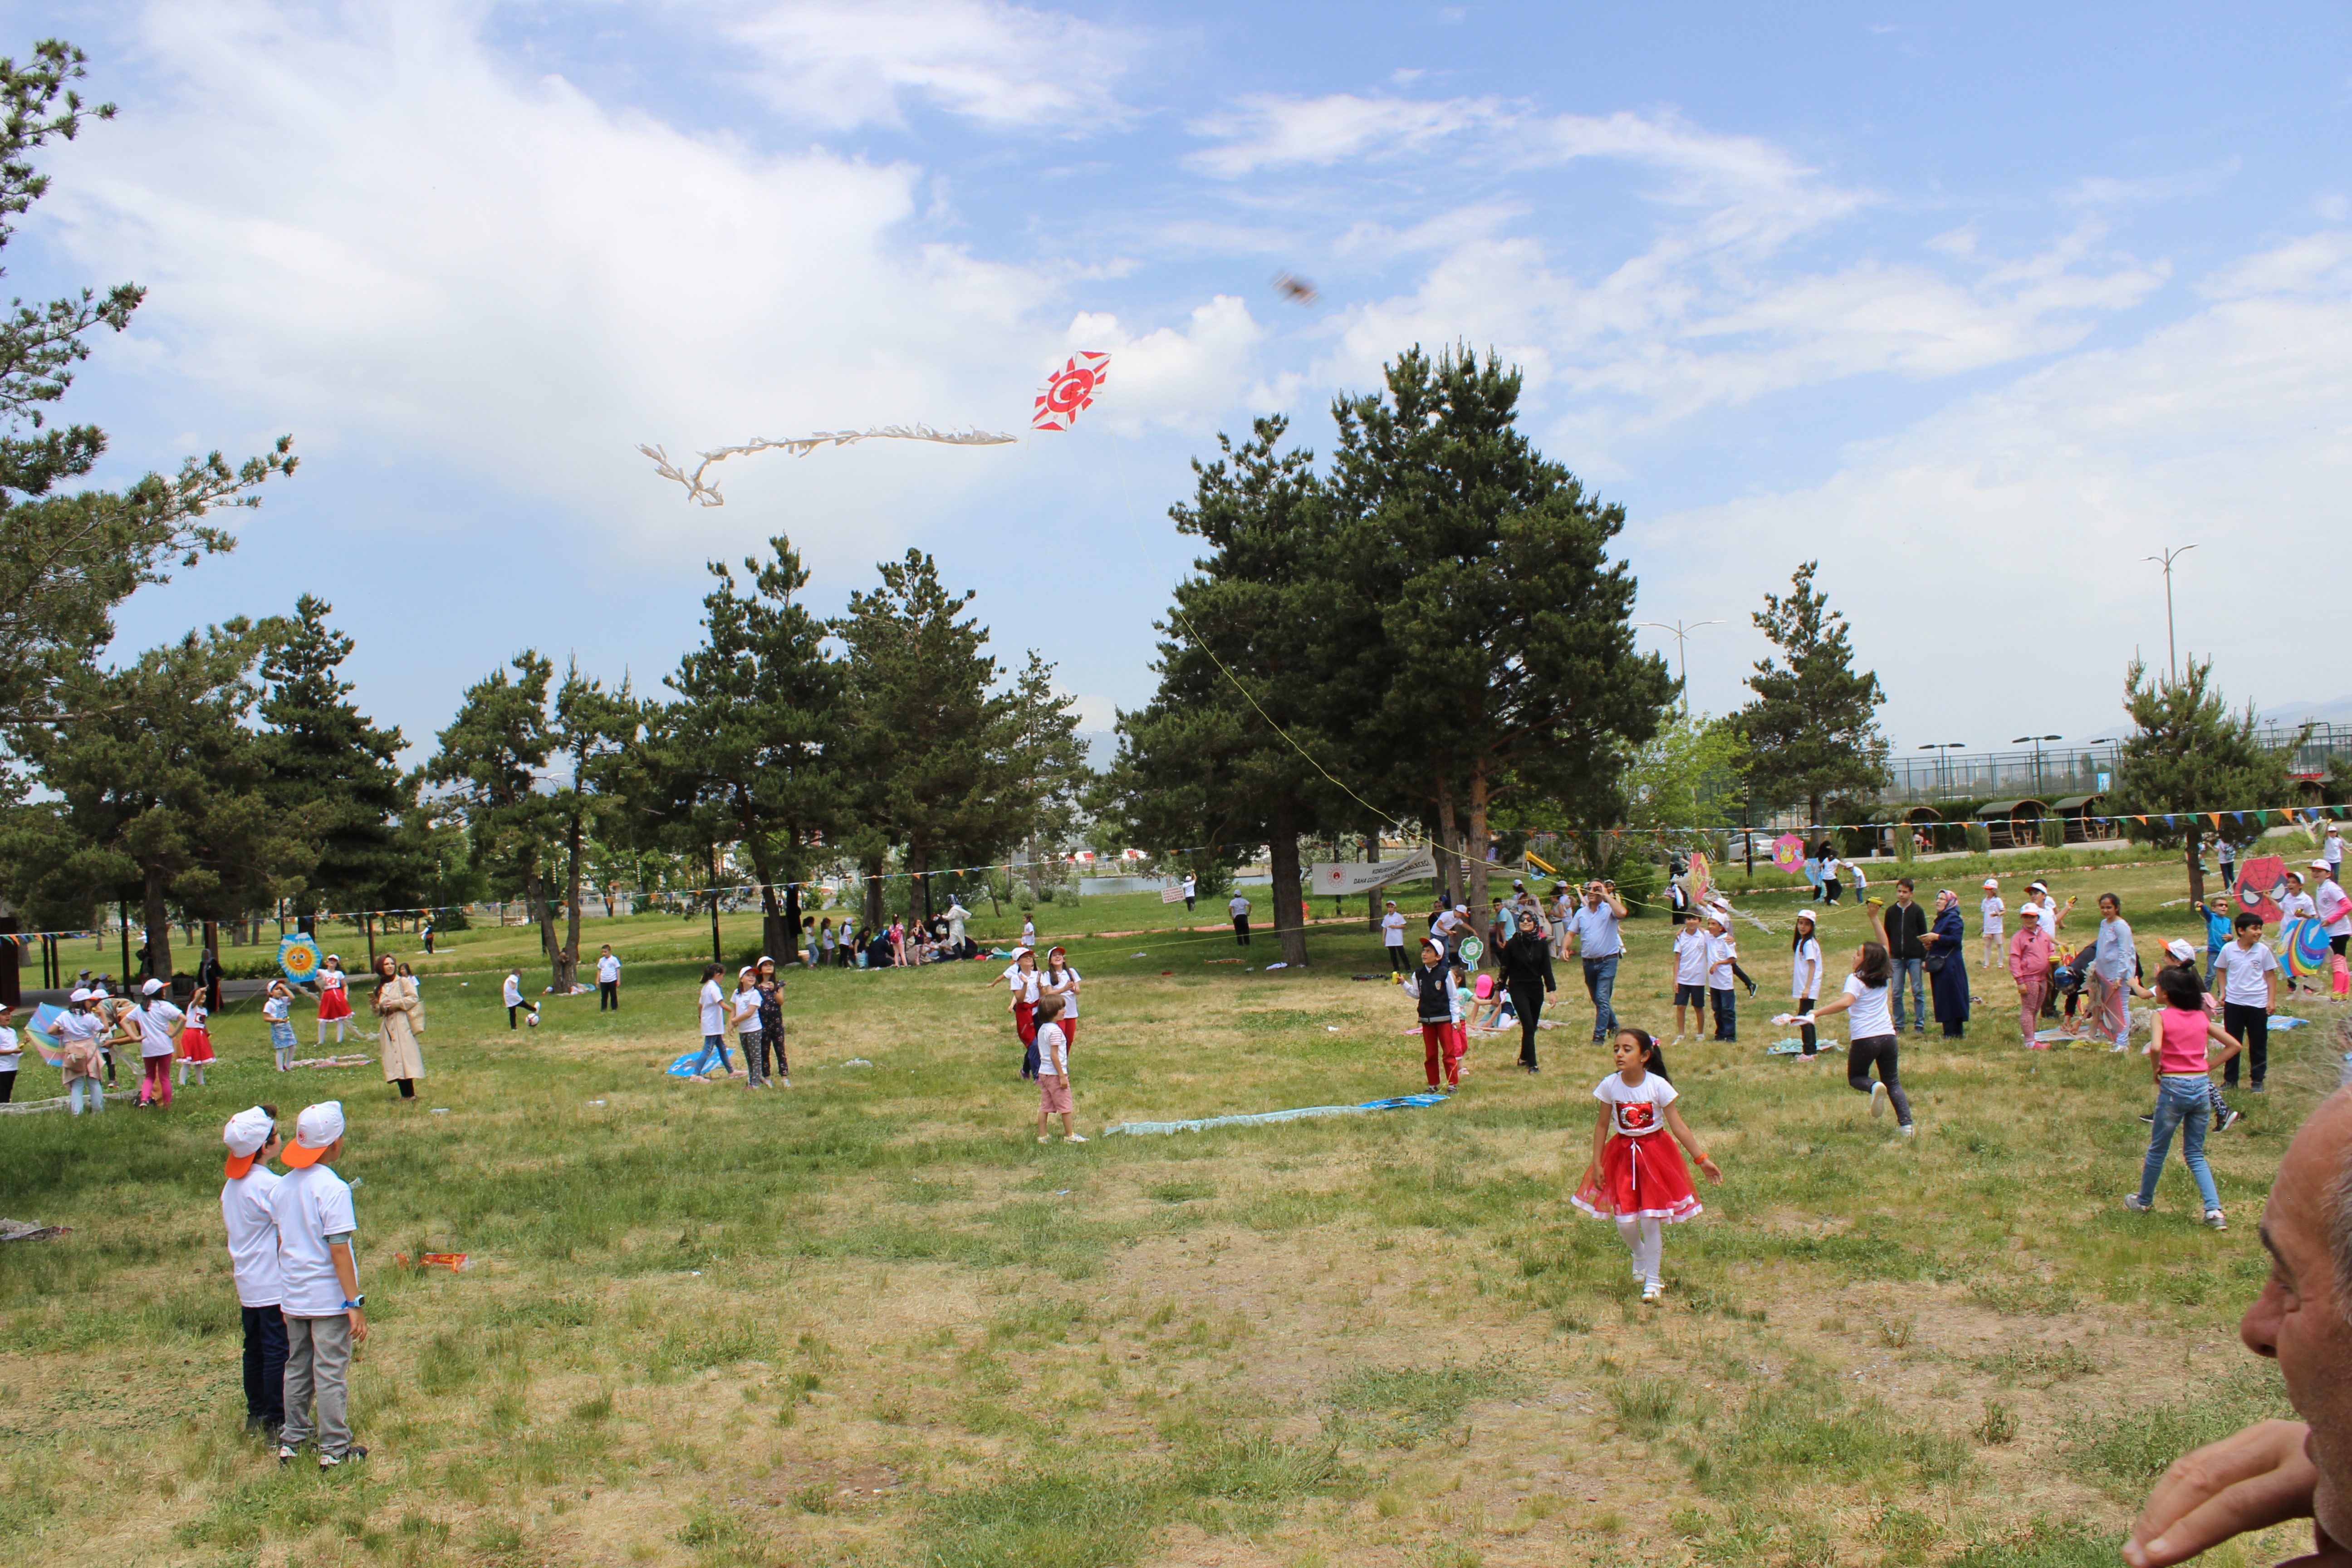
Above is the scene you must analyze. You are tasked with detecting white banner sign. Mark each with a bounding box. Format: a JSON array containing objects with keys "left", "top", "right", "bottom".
[{"left": 1309, "top": 849, "right": 1435, "bottom": 897}]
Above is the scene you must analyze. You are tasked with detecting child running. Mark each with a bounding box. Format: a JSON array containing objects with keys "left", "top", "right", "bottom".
[
  {"left": 179, "top": 992, "right": 216, "bottom": 1088},
  {"left": 1570, "top": 1027, "right": 1721, "bottom": 1303},
  {"left": 1032, "top": 995, "right": 1085, "bottom": 1143},
  {"left": 1790, "top": 916, "right": 1916, "bottom": 1137},
  {"left": 264, "top": 980, "right": 298, "bottom": 1072},
  {"left": 1790, "top": 910, "right": 1824, "bottom": 1060},
  {"left": 315, "top": 956, "right": 353, "bottom": 1046},
  {"left": 1403, "top": 935, "right": 1465, "bottom": 1089},
  {"left": 2122, "top": 966, "right": 2242, "bottom": 1229}
]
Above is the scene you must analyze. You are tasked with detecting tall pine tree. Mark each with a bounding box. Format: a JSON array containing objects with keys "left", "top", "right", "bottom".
[
  {"left": 1735, "top": 561, "right": 1890, "bottom": 827},
  {"left": 259, "top": 594, "right": 410, "bottom": 928},
  {"left": 2108, "top": 658, "right": 2299, "bottom": 902}
]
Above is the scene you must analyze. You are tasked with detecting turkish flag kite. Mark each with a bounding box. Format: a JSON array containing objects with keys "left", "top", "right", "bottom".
[{"left": 1033, "top": 353, "right": 1110, "bottom": 431}]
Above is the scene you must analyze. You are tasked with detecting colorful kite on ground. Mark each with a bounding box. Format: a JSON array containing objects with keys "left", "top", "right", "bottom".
[
  {"left": 640, "top": 425, "right": 1018, "bottom": 506},
  {"left": 1033, "top": 353, "right": 1110, "bottom": 431}
]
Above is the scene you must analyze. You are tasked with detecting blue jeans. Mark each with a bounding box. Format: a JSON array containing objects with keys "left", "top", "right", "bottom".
[
  {"left": 1582, "top": 954, "right": 1619, "bottom": 1042},
  {"left": 2138, "top": 1075, "right": 2221, "bottom": 1212},
  {"left": 690, "top": 1034, "right": 733, "bottom": 1075},
  {"left": 1888, "top": 957, "right": 1926, "bottom": 1029},
  {"left": 1709, "top": 986, "right": 1736, "bottom": 1041}
]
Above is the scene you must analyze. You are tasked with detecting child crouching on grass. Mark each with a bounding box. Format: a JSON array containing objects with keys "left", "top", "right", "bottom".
[
  {"left": 1033, "top": 995, "right": 1085, "bottom": 1144},
  {"left": 1571, "top": 1027, "right": 1721, "bottom": 1304}
]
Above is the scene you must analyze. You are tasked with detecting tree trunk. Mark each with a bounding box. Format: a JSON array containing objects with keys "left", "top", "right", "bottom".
[
  {"left": 741, "top": 801, "right": 793, "bottom": 964},
  {"left": 142, "top": 867, "right": 172, "bottom": 980},
  {"left": 1435, "top": 777, "right": 1460, "bottom": 907},
  {"left": 2184, "top": 824, "right": 2206, "bottom": 905},
  {"left": 1268, "top": 797, "right": 1310, "bottom": 966},
  {"left": 1024, "top": 838, "right": 1040, "bottom": 897},
  {"left": 1468, "top": 761, "right": 1492, "bottom": 923},
  {"left": 708, "top": 846, "right": 724, "bottom": 965},
  {"left": 559, "top": 809, "right": 584, "bottom": 990},
  {"left": 529, "top": 868, "right": 567, "bottom": 990},
  {"left": 863, "top": 858, "right": 886, "bottom": 934},
  {"left": 1365, "top": 832, "right": 1381, "bottom": 931},
  {"left": 784, "top": 879, "right": 803, "bottom": 964}
]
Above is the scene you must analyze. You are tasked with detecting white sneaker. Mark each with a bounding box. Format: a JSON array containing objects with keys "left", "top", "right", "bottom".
[
  {"left": 1037, "top": 1135, "right": 1049, "bottom": 1143},
  {"left": 1870, "top": 1081, "right": 1888, "bottom": 1118},
  {"left": 1065, "top": 1133, "right": 1088, "bottom": 1143},
  {"left": 1641, "top": 1280, "right": 1663, "bottom": 1303},
  {"left": 1900, "top": 1123, "right": 1916, "bottom": 1138}
]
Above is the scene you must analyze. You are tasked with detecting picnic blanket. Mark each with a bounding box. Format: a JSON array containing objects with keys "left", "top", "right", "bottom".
[{"left": 1105, "top": 1091, "right": 1450, "bottom": 1137}]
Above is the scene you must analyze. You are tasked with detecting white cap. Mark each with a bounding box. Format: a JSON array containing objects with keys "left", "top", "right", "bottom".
[
  {"left": 142, "top": 977, "right": 166, "bottom": 995},
  {"left": 1982, "top": 878, "right": 1999, "bottom": 890},
  {"left": 2019, "top": 904, "right": 2042, "bottom": 917},
  {"left": 224, "top": 1106, "right": 274, "bottom": 1156},
  {"left": 738, "top": 965, "right": 756, "bottom": 978},
  {"left": 68, "top": 987, "right": 92, "bottom": 1002},
  {"left": 2165, "top": 939, "right": 2196, "bottom": 961},
  {"left": 2313, "top": 860, "right": 2331, "bottom": 872},
  {"left": 2028, "top": 881, "right": 2048, "bottom": 893}
]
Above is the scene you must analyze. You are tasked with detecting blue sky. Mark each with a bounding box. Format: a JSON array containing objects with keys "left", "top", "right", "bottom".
[{"left": 11, "top": 1, "right": 2351, "bottom": 769}]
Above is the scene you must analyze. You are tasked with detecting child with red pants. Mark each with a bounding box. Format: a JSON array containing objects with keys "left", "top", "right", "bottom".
[{"left": 1404, "top": 937, "right": 1465, "bottom": 1089}]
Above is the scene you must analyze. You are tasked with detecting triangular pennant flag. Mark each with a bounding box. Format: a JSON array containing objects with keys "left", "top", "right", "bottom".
[
  {"left": 2255, "top": 811, "right": 2270, "bottom": 826},
  {"left": 2233, "top": 811, "right": 2246, "bottom": 826},
  {"left": 2163, "top": 814, "right": 2177, "bottom": 828},
  {"left": 2133, "top": 815, "right": 2149, "bottom": 826},
  {"left": 2209, "top": 813, "right": 2223, "bottom": 830}
]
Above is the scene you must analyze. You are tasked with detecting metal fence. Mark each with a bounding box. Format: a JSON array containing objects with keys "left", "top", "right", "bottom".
[{"left": 1867, "top": 721, "right": 2349, "bottom": 808}]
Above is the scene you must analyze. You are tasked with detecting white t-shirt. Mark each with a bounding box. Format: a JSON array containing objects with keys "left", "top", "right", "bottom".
[
  {"left": 1842, "top": 972, "right": 1895, "bottom": 1039},
  {"left": 1672, "top": 927, "right": 1710, "bottom": 986},
  {"left": 1434, "top": 909, "right": 1460, "bottom": 936},
  {"left": 1183, "top": 876, "right": 1196, "bottom": 897},
  {"left": 0, "top": 1024, "right": 17, "bottom": 1073},
  {"left": 1035, "top": 1021, "right": 1069, "bottom": 1077},
  {"left": 222, "top": 1167, "right": 283, "bottom": 1308},
  {"left": 1553, "top": 892, "right": 1576, "bottom": 926},
  {"left": 596, "top": 955, "right": 621, "bottom": 983},
  {"left": 1823, "top": 858, "right": 1847, "bottom": 882},
  {"left": 1571, "top": 903, "right": 1623, "bottom": 959},
  {"left": 502, "top": 974, "right": 525, "bottom": 1007},
  {"left": 2315, "top": 878, "right": 2352, "bottom": 938},
  {"left": 1790, "top": 936, "right": 1823, "bottom": 1000},
  {"left": 1592, "top": 1071, "right": 1677, "bottom": 1137},
  {"left": 262, "top": 994, "right": 290, "bottom": 1024},
  {"left": 1706, "top": 933, "right": 1739, "bottom": 989},
  {"left": 1046, "top": 968, "right": 1081, "bottom": 1018},
  {"left": 270, "top": 1162, "right": 358, "bottom": 1319},
  {"left": 1980, "top": 896, "right": 2005, "bottom": 935},
  {"left": 1381, "top": 912, "right": 1407, "bottom": 947},
  {"left": 2279, "top": 891, "right": 2317, "bottom": 922},
  {"left": 2327, "top": 835, "right": 2343, "bottom": 868},
  {"left": 2213, "top": 940, "right": 2280, "bottom": 1006},
  {"left": 697, "top": 980, "right": 726, "bottom": 1036},
  {"left": 730, "top": 987, "right": 761, "bottom": 1033},
  {"left": 134, "top": 999, "right": 183, "bottom": 1059},
  {"left": 2031, "top": 896, "right": 2061, "bottom": 934},
  {"left": 1229, "top": 897, "right": 1250, "bottom": 919},
  {"left": 1003, "top": 966, "right": 1041, "bottom": 1004},
  {"left": 1022, "top": 920, "right": 1037, "bottom": 944}
]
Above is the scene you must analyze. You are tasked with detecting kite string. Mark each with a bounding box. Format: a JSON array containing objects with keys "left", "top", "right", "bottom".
[{"left": 1102, "top": 425, "right": 1412, "bottom": 844}]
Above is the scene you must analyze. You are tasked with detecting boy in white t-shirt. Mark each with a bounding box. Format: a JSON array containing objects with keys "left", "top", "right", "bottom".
[
  {"left": 1670, "top": 910, "right": 1710, "bottom": 1042},
  {"left": 220, "top": 1105, "right": 286, "bottom": 1440},
  {"left": 2211, "top": 913, "right": 2280, "bottom": 1093},
  {"left": 271, "top": 1101, "right": 368, "bottom": 1468},
  {"left": 1979, "top": 879, "right": 2006, "bottom": 969},
  {"left": 1704, "top": 913, "right": 1740, "bottom": 1042},
  {"left": 501, "top": 969, "right": 539, "bottom": 1030},
  {"left": 1380, "top": 900, "right": 1409, "bottom": 977},
  {"left": 595, "top": 945, "right": 622, "bottom": 1011}
]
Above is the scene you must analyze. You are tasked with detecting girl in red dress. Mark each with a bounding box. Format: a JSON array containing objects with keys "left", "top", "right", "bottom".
[
  {"left": 1571, "top": 1027, "right": 1722, "bottom": 1303},
  {"left": 176, "top": 995, "right": 216, "bottom": 1087},
  {"left": 315, "top": 955, "right": 354, "bottom": 1045}
]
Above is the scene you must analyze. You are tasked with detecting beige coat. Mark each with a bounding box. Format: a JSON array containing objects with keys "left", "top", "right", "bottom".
[{"left": 373, "top": 975, "right": 426, "bottom": 1081}]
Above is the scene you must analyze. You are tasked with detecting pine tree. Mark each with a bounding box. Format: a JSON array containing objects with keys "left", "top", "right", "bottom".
[
  {"left": 1735, "top": 561, "right": 1890, "bottom": 827},
  {"left": 428, "top": 653, "right": 565, "bottom": 979},
  {"left": 2108, "top": 658, "right": 2299, "bottom": 902},
  {"left": 259, "top": 594, "right": 410, "bottom": 925}
]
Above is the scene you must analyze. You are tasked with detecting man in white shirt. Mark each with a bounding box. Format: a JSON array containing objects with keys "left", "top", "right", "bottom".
[
  {"left": 1565, "top": 880, "right": 1630, "bottom": 1044},
  {"left": 220, "top": 1106, "right": 286, "bottom": 1439},
  {"left": 595, "top": 946, "right": 622, "bottom": 1010},
  {"left": 1183, "top": 873, "right": 1197, "bottom": 912},
  {"left": 1229, "top": 892, "right": 1252, "bottom": 946},
  {"left": 2212, "top": 913, "right": 2281, "bottom": 1094},
  {"left": 1380, "top": 900, "right": 1409, "bottom": 976},
  {"left": 271, "top": 1102, "right": 368, "bottom": 1469},
  {"left": 132, "top": 977, "right": 184, "bottom": 1109}
]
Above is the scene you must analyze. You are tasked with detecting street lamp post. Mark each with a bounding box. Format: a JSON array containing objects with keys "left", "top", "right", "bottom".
[
  {"left": 2011, "top": 735, "right": 2062, "bottom": 799},
  {"left": 1637, "top": 619, "right": 1723, "bottom": 708},
  {"left": 1916, "top": 742, "right": 1969, "bottom": 797},
  {"left": 2141, "top": 544, "right": 2196, "bottom": 682}
]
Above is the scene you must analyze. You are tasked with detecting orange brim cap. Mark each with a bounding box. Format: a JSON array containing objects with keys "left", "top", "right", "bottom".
[
  {"left": 224, "top": 1150, "right": 260, "bottom": 1179},
  {"left": 281, "top": 1140, "right": 332, "bottom": 1168}
]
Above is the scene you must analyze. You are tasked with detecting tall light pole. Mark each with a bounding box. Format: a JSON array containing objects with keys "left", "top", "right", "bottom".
[
  {"left": 1917, "top": 742, "right": 1968, "bottom": 797},
  {"left": 2011, "top": 734, "right": 2062, "bottom": 798},
  {"left": 2142, "top": 544, "right": 2196, "bottom": 682},
  {"left": 1638, "top": 619, "right": 1723, "bottom": 709}
]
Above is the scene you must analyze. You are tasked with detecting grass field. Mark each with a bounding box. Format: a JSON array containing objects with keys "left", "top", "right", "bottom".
[{"left": 4, "top": 850, "right": 2344, "bottom": 1568}]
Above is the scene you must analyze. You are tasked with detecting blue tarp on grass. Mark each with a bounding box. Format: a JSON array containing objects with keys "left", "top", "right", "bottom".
[{"left": 1105, "top": 1091, "right": 1450, "bottom": 1137}]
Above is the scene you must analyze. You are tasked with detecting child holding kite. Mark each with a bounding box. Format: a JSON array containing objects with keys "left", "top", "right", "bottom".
[{"left": 1571, "top": 1027, "right": 1721, "bottom": 1304}]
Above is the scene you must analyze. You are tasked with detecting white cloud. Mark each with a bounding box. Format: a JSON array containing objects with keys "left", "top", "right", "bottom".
[
  {"left": 1058, "top": 295, "right": 1271, "bottom": 432},
  {"left": 724, "top": 0, "right": 1140, "bottom": 131},
  {"left": 1187, "top": 93, "right": 1509, "bottom": 177},
  {"left": 1638, "top": 230, "right": 2352, "bottom": 740}
]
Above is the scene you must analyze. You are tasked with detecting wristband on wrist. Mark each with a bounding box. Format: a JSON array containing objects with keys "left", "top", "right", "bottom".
[{"left": 343, "top": 1295, "right": 365, "bottom": 1309}]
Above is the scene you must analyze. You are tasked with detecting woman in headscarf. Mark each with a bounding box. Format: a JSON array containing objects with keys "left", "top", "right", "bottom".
[
  {"left": 1496, "top": 907, "right": 1557, "bottom": 1074},
  {"left": 371, "top": 954, "right": 426, "bottom": 1100},
  {"left": 1924, "top": 889, "right": 1970, "bottom": 1038}
]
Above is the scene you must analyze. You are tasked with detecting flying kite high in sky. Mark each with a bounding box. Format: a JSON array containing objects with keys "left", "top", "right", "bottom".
[
  {"left": 1033, "top": 353, "right": 1111, "bottom": 431},
  {"left": 640, "top": 425, "right": 1018, "bottom": 506}
]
